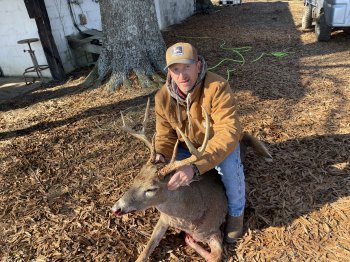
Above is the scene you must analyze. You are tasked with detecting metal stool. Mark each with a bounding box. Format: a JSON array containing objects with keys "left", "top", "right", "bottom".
[{"left": 17, "top": 38, "right": 49, "bottom": 85}]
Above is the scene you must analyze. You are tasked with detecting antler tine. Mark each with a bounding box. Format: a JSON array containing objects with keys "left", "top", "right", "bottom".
[
  {"left": 142, "top": 98, "right": 150, "bottom": 133},
  {"left": 119, "top": 99, "right": 152, "bottom": 150},
  {"left": 147, "top": 133, "right": 157, "bottom": 164},
  {"left": 158, "top": 107, "right": 210, "bottom": 177},
  {"left": 177, "top": 106, "right": 210, "bottom": 156},
  {"left": 170, "top": 140, "right": 180, "bottom": 163}
]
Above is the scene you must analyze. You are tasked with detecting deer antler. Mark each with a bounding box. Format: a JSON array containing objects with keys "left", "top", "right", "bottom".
[
  {"left": 158, "top": 107, "right": 210, "bottom": 177},
  {"left": 119, "top": 98, "right": 154, "bottom": 156}
]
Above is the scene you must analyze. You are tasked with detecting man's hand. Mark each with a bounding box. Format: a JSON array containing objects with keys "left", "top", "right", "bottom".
[{"left": 167, "top": 165, "right": 194, "bottom": 190}]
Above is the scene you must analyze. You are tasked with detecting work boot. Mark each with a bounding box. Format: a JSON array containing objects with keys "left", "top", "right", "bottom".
[{"left": 224, "top": 213, "right": 244, "bottom": 244}]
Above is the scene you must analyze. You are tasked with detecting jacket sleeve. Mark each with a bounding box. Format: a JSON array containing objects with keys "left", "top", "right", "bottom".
[
  {"left": 194, "top": 81, "right": 242, "bottom": 174},
  {"left": 154, "top": 93, "right": 178, "bottom": 159}
]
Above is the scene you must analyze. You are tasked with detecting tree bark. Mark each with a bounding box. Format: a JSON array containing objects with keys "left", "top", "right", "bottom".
[
  {"left": 196, "top": 0, "right": 214, "bottom": 14},
  {"left": 87, "top": 0, "right": 166, "bottom": 91}
]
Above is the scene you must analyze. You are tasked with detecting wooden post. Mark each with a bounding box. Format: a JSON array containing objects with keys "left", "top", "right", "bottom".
[{"left": 24, "top": 0, "right": 65, "bottom": 81}]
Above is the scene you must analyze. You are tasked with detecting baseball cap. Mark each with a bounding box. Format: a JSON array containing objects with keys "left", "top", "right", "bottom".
[{"left": 165, "top": 42, "right": 198, "bottom": 69}]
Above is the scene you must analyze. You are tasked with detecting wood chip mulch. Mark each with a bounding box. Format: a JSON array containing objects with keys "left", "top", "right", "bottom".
[{"left": 1, "top": 1, "right": 349, "bottom": 261}]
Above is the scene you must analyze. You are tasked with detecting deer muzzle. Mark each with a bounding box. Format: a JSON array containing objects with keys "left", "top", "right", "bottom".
[{"left": 111, "top": 200, "right": 136, "bottom": 217}]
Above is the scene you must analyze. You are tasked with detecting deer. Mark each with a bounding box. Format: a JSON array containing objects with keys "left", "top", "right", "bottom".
[{"left": 112, "top": 99, "right": 272, "bottom": 262}]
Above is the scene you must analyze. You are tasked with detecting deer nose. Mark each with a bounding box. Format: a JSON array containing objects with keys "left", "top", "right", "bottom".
[
  {"left": 113, "top": 208, "right": 123, "bottom": 217},
  {"left": 112, "top": 207, "right": 123, "bottom": 217},
  {"left": 111, "top": 205, "right": 123, "bottom": 216}
]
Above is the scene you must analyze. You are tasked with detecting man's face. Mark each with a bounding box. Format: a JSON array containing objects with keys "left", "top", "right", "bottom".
[{"left": 168, "top": 61, "right": 201, "bottom": 94}]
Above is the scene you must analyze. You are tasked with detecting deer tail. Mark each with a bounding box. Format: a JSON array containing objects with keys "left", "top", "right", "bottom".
[{"left": 241, "top": 133, "right": 273, "bottom": 162}]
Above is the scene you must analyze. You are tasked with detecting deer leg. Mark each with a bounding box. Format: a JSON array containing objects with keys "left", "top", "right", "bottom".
[
  {"left": 185, "top": 234, "right": 209, "bottom": 257},
  {"left": 207, "top": 235, "right": 223, "bottom": 262},
  {"left": 136, "top": 219, "right": 169, "bottom": 262},
  {"left": 185, "top": 234, "right": 222, "bottom": 262}
]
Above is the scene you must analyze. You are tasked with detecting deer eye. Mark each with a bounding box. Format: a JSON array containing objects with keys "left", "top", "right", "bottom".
[{"left": 144, "top": 188, "right": 158, "bottom": 197}]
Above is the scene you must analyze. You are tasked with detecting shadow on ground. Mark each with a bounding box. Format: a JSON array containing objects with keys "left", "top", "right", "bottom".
[
  {"left": 0, "top": 92, "right": 156, "bottom": 140},
  {"left": 244, "top": 133, "right": 349, "bottom": 230},
  {"left": 0, "top": 68, "right": 93, "bottom": 112}
]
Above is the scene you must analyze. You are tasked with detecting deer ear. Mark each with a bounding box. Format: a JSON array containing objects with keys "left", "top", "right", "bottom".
[
  {"left": 156, "top": 169, "right": 169, "bottom": 180},
  {"left": 156, "top": 173, "right": 171, "bottom": 184}
]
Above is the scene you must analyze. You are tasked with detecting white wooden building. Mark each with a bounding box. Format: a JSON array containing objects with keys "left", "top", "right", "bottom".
[{"left": 0, "top": 0, "right": 195, "bottom": 80}]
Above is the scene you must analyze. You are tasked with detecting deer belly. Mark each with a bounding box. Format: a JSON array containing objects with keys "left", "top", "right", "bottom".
[{"left": 168, "top": 214, "right": 221, "bottom": 243}]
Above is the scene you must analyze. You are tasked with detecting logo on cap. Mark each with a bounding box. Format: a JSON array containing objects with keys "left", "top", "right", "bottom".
[{"left": 172, "top": 46, "right": 183, "bottom": 56}]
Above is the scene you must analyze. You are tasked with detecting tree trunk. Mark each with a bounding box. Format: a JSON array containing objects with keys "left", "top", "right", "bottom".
[
  {"left": 86, "top": 0, "right": 166, "bottom": 91},
  {"left": 196, "top": 0, "right": 214, "bottom": 14}
]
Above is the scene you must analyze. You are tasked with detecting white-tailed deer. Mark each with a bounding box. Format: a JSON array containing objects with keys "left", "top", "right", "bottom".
[{"left": 112, "top": 99, "right": 272, "bottom": 262}]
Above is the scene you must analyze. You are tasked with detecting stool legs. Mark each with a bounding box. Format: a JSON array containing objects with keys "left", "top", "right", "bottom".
[{"left": 23, "top": 42, "right": 49, "bottom": 85}]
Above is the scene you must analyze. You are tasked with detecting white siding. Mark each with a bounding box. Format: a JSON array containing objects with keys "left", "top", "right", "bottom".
[
  {"left": 155, "top": 0, "right": 195, "bottom": 30},
  {"left": 0, "top": 0, "right": 195, "bottom": 78},
  {"left": 44, "top": 0, "right": 102, "bottom": 72},
  {"left": 0, "top": 0, "right": 51, "bottom": 77}
]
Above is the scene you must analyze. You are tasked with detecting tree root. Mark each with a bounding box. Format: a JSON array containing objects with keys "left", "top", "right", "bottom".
[
  {"left": 136, "top": 72, "right": 157, "bottom": 89},
  {"left": 152, "top": 73, "right": 166, "bottom": 88},
  {"left": 105, "top": 73, "right": 123, "bottom": 92},
  {"left": 135, "top": 71, "right": 165, "bottom": 89},
  {"left": 83, "top": 66, "right": 165, "bottom": 92},
  {"left": 122, "top": 78, "right": 132, "bottom": 89},
  {"left": 80, "top": 66, "right": 99, "bottom": 88}
]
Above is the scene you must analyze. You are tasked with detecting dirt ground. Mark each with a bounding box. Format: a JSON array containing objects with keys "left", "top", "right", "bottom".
[{"left": 1, "top": 1, "right": 349, "bottom": 261}]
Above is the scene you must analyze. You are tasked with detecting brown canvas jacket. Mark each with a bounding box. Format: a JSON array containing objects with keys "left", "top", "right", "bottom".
[{"left": 155, "top": 71, "right": 242, "bottom": 175}]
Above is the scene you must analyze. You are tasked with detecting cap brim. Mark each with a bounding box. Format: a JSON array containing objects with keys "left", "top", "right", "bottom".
[{"left": 164, "top": 59, "right": 196, "bottom": 70}]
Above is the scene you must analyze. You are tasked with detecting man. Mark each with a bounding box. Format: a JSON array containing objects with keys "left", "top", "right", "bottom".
[{"left": 154, "top": 42, "right": 244, "bottom": 243}]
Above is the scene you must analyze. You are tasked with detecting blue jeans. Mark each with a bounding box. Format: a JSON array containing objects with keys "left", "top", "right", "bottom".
[{"left": 176, "top": 144, "right": 245, "bottom": 217}]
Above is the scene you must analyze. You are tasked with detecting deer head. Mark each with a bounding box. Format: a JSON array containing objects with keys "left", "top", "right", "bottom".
[{"left": 111, "top": 98, "right": 210, "bottom": 216}]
